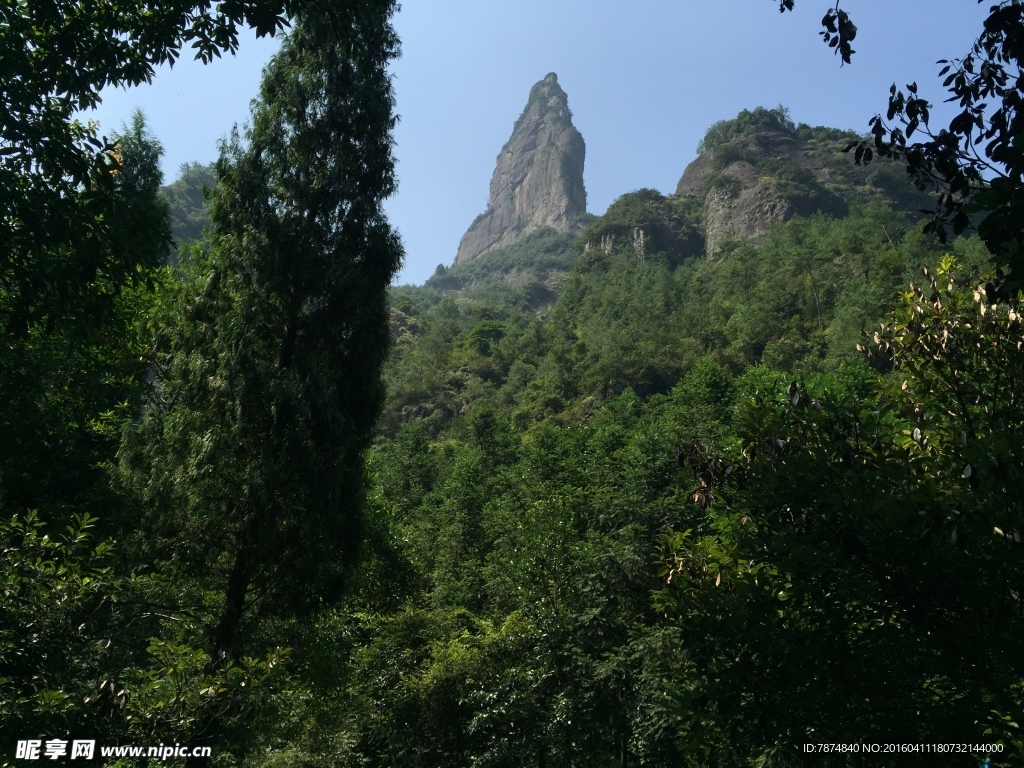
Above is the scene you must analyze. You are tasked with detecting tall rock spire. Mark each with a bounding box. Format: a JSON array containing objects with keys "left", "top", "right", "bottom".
[{"left": 456, "top": 73, "right": 587, "bottom": 264}]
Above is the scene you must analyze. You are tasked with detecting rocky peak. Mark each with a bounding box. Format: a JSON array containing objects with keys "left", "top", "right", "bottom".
[{"left": 455, "top": 72, "right": 587, "bottom": 264}]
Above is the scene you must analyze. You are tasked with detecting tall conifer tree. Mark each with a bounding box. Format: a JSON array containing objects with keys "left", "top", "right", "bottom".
[{"left": 119, "top": 2, "right": 402, "bottom": 664}]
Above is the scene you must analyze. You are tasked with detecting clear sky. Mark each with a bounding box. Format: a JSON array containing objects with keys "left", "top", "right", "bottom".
[{"left": 86, "top": 1, "right": 992, "bottom": 286}]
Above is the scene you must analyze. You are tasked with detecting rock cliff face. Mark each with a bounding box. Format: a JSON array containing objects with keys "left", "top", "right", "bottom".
[
  {"left": 673, "top": 127, "right": 931, "bottom": 257},
  {"left": 675, "top": 130, "right": 850, "bottom": 257},
  {"left": 456, "top": 73, "right": 587, "bottom": 264}
]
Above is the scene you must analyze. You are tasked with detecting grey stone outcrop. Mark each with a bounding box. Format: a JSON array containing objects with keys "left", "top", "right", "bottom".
[{"left": 456, "top": 73, "right": 586, "bottom": 264}]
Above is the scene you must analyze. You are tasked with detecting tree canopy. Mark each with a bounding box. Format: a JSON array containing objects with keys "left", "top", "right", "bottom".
[
  {"left": 3, "top": 1, "right": 1024, "bottom": 765},
  {"left": 2, "top": 0, "right": 403, "bottom": 761}
]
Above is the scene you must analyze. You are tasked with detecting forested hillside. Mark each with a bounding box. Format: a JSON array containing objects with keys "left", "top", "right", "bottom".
[
  {"left": 3, "top": 1, "right": 1024, "bottom": 766},
  {"left": 344, "top": 116, "right": 1013, "bottom": 763}
]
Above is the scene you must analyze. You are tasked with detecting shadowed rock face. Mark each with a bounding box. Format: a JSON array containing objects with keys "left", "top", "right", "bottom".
[
  {"left": 672, "top": 127, "right": 930, "bottom": 257},
  {"left": 456, "top": 73, "right": 587, "bottom": 264},
  {"left": 675, "top": 131, "right": 848, "bottom": 257}
]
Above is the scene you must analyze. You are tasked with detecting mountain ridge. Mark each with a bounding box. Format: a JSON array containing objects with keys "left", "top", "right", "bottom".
[{"left": 434, "top": 105, "right": 934, "bottom": 296}]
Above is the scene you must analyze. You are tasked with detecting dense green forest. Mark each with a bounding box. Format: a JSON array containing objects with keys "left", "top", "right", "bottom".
[{"left": 3, "top": 1, "right": 1024, "bottom": 766}]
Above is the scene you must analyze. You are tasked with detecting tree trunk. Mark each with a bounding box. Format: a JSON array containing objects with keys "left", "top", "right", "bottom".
[{"left": 213, "top": 543, "right": 250, "bottom": 661}]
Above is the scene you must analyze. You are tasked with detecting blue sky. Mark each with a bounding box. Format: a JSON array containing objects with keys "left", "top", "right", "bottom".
[{"left": 86, "top": 1, "right": 992, "bottom": 285}]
